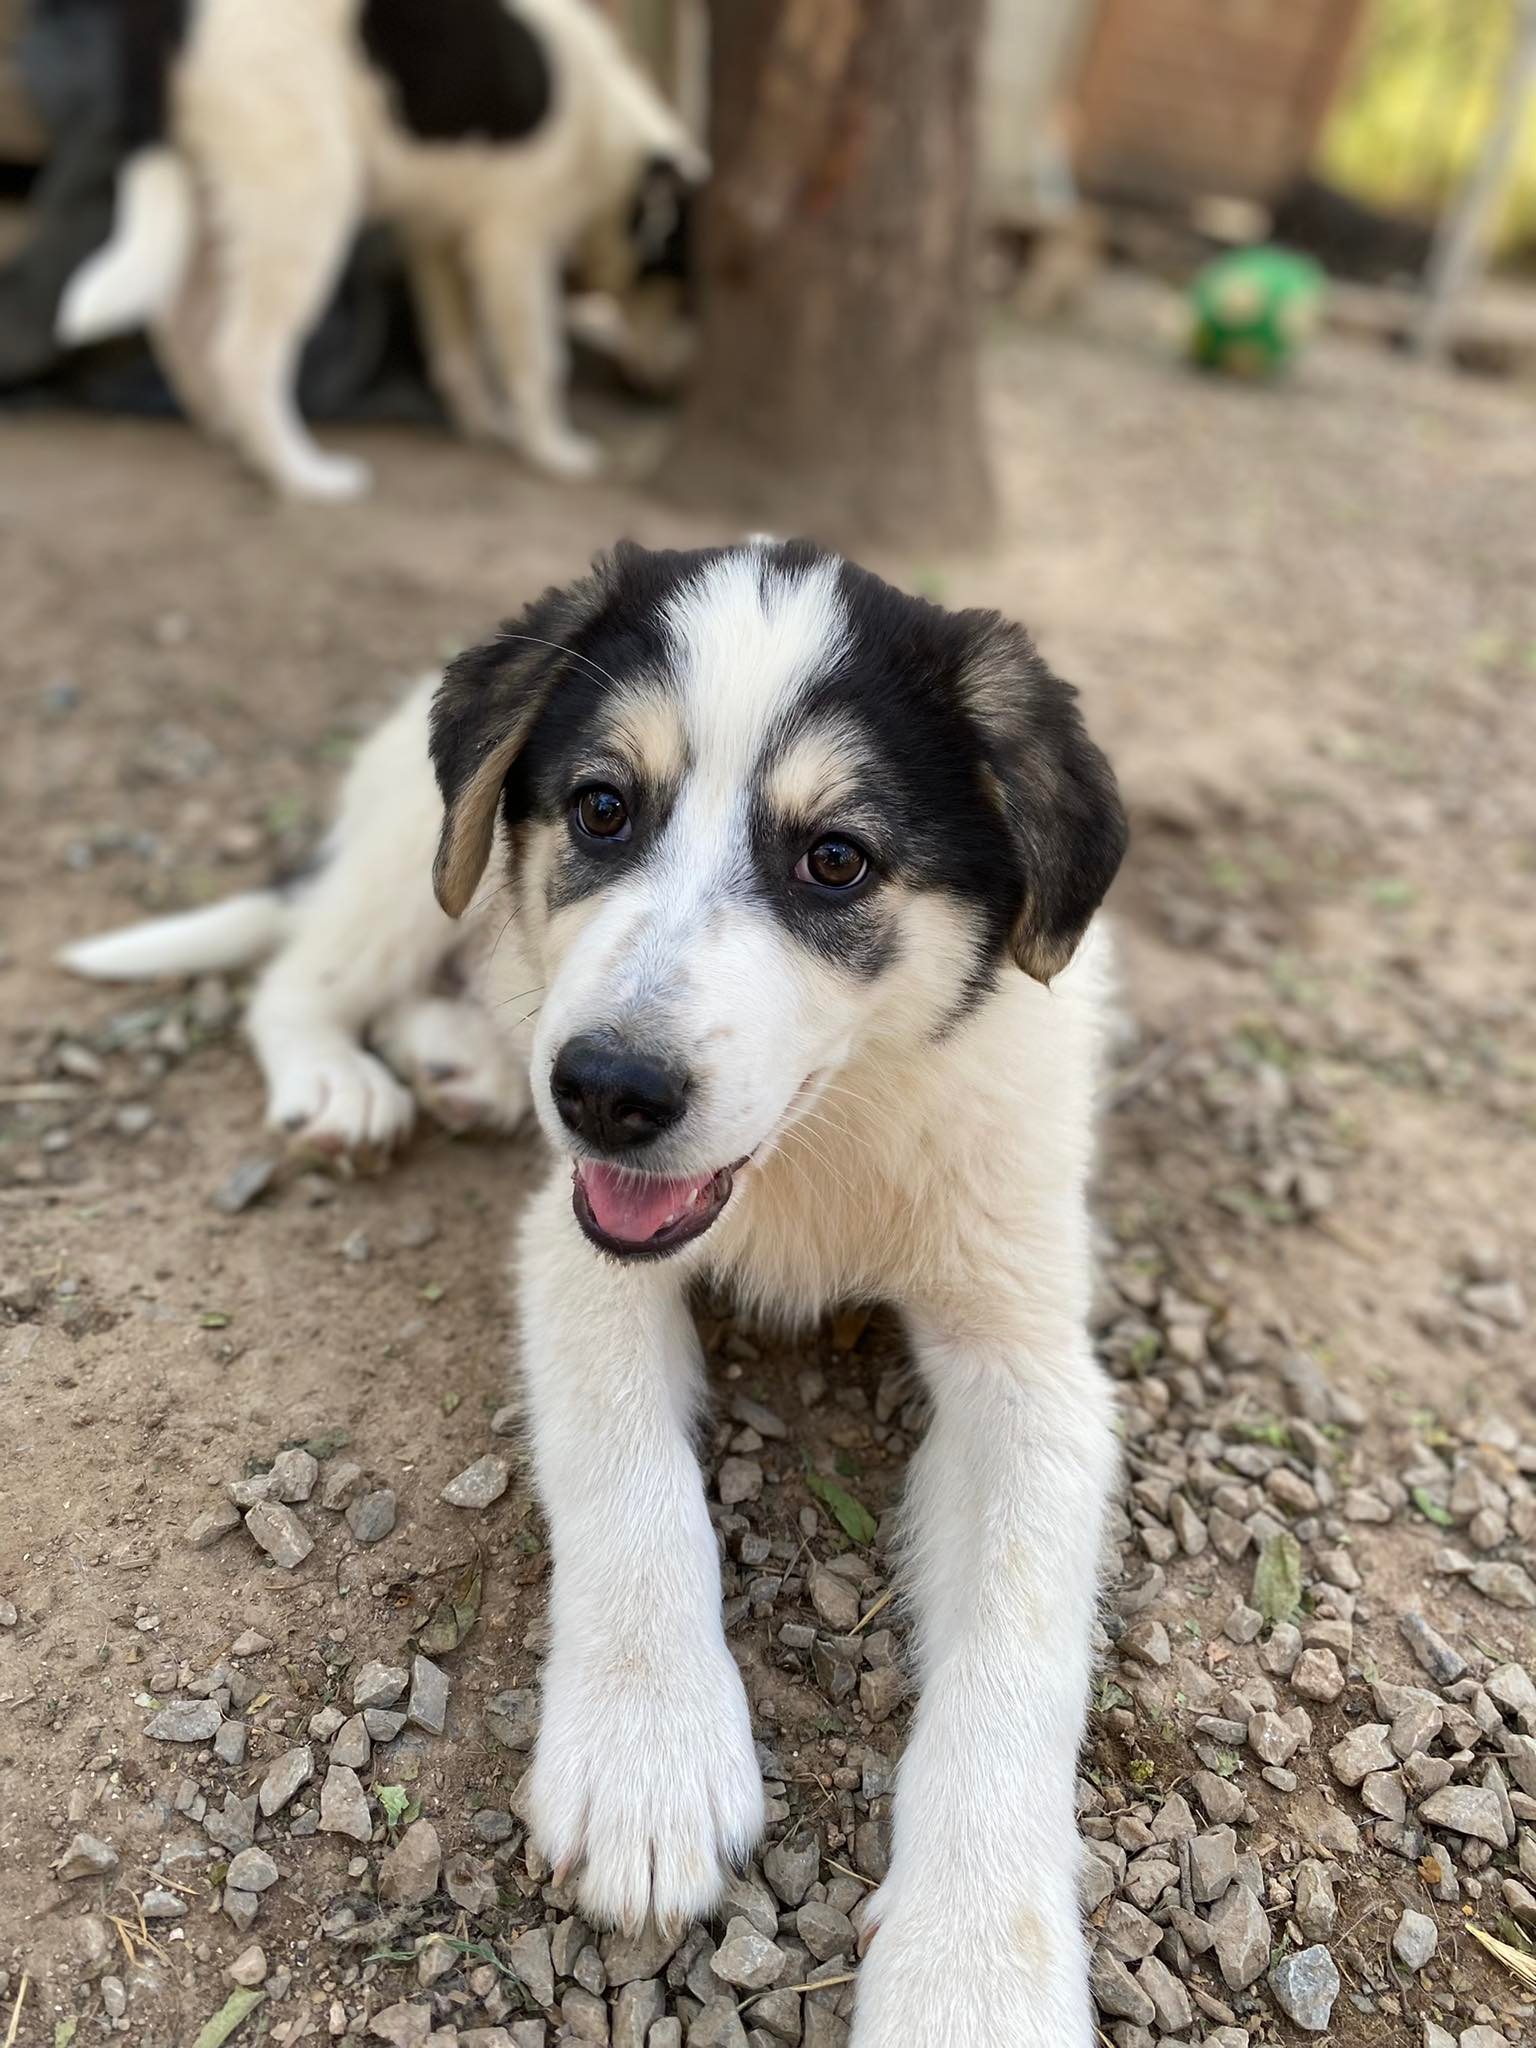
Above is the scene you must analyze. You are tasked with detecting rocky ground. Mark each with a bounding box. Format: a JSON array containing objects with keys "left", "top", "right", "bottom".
[{"left": 2, "top": 285, "right": 1535, "bottom": 2047}]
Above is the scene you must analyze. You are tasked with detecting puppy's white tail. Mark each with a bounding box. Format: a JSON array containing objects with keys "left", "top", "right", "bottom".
[
  {"left": 58, "top": 891, "right": 290, "bottom": 983},
  {"left": 56, "top": 147, "right": 195, "bottom": 345}
]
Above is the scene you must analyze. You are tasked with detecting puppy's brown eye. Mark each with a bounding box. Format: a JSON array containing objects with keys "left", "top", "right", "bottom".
[
  {"left": 574, "top": 787, "right": 631, "bottom": 841},
  {"left": 796, "top": 838, "right": 868, "bottom": 890}
]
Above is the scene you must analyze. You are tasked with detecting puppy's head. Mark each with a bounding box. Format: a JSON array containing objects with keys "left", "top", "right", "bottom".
[{"left": 431, "top": 541, "right": 1125, "bottom": 1261}]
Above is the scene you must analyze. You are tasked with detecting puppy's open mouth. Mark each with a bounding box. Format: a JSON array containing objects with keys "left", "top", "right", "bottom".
[{"left": 572, "top": 1160, "right": 739, "bottom": 1260}]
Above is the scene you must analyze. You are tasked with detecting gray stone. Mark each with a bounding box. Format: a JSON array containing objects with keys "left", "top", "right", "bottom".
[
  {"left": 1136, "top": 1953, "right": 1192, "bottom": 2035},
  {"left": 506, "top": 1924, "right": 555, "bottom": 2007},
  {"left": 649, "top": 2028, "right": 683, "bottom": 2048},
  {"left": 689, "top": 1999, "right": 750, "bottom": 2048},
  {"left": 561, "top": 1984, "right": 608, "bottom": 2041},
  {"left": 795, "top": 1901, "right": 854, "bottom": 1961},
  {"left": 186, "top": 1504, "right": 243, "bottom": 1549},
  {"left": 1267, "top": 1945, "right": 1339, "bottom": 2032},
  {"left": 147, "top": 1698, "right": 223, "bottom": 1743},
  {"left": 364, "top": 1708, "right": 406, "bottom": 1741},
  {"left": 203, "top": 1792, "right": 258, "bottom": 1853},
  {"left": 331, "top": 1713, "right": 371, "bottom": 1769},
  {"left": 1089, "top": 1945, "right": 1155, "bottom": 2026},
  {"left": 807, "top": 1566, "right": 860, "bottom": 1633},
  {"left": 214, "top": 1719, "right": 247, "bottom": 1766},
  {"left": 223, "top": 1887, "right": 259, "bottom": 1934},
  {"left": 1418, "top": 1785, "right": 1508, "bottom": 1847},
  {"left": 226, "top": 1847, "right": 279, "bottom": 1893},
  {"left": 445, "top": 1849, "right": 498, "bottom": 1914},
  {"left": 268, "top": 1447, "right": 319, "bottom": 1503},
  {"left": 718, "top": 1457, "right": 763, "bottom": 1506},
  {"left": 139, "top": 1887, "right": 187, "bottom": 1920},
  {"left": 710, "top": 1916, "right": 787, "bottom": 1989},
  {"left": 1209, "top": 1879, "right": 1270, "bottom": 1989},
  {"left": 229, "top": 1944, "right": 268, "bottom": 1986},
  {"left": 1191, "top": 1769, "right": 1246, "bottom": 1824},
  {"left": 614, "top": 1980, "right": 665, "bottom": 2048},
  {"left": 601, "top": 1922, "right": 681, "bottom": 1986},
  {"left": 1469, "top": 1561, "right": 1536, "bottom": 1609},
  {"left": 320, "top": 1460, "right": 365, "bottom": 1510},
  {"left": 1291, "top": 1649, "right": 1345, "bottom": 1703},
  {"left": 212, "top": 1158, "right": 277, "bottom": 1214},
  {"left": 1329, "top": 1722, "right": 1394, "bottom": 1787},
  {"left": 369, "top": 2005, "right": 432, "bottom": 2048},
  {"left": 259, "top": 1746, "right": 314, "bottom": 1817},
  {"left": 1189, "top": 1826, "right": 1238, "bottom": 1904},
  {"left": 763, "top": 1829, "right": 819, "bottom": 1906},
  {"left": 1295, "top": 1859, "right": 1337, "bottom": 1944},
  {"left": 485, "top": 1688, "right": 540, "bottom": 1751},
  {"left": 56, "top": 1833, "right": 119, "bottom": 1881},
  {"left": 407, "top": 1655, "right": 449, "bottom": 1734},
  {"left": 1393, "top": 1908, "right": 1438, "bottom": 1971},
  {"left": 347, "top": 1488, "right": 397, "bottom": 1544},
  {"left": 440, "top": 1456, "right": 511, "bottom": 1509},
  {"left": 352, "top": 1659, "right": 409, "bottom": 1709},
  {"left": 245, "top": 1500, "right": 313, "bottom": 1569},
  {"left": 319, "top": 1765, "right": 373, "bottom": 1842},
  {"left": 746, "top": 1987, "right": 802, "bottom": 2043},
  {"left": 1400, "top": 1611, "right": 1467, "bottom": 1685},
  {"left": 379, "top": 1819, "right": 441, "bottom": 1906},
  {"left": 720, "top": 1873, "right": 778, "bottom": 1938}
]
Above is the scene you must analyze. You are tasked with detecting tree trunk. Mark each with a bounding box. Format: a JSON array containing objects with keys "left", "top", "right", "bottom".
[{"left": 663, "top": 0, "right": 994, "bottom": 552}]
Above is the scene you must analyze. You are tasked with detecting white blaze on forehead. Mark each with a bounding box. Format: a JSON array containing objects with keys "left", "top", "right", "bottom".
[{"left": 661, "top": 550, "right": 851, "bottom": 799}]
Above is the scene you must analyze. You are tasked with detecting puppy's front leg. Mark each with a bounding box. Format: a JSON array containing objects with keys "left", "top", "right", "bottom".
[
  {"left": 852, "top": 1314, "right": 1117, "bottom": 2046},
  {"left": 519, "top": 1178, "right": 764, "bottom": 1930}
]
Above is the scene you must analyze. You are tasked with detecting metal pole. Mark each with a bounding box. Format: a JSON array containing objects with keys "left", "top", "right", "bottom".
[{"left": 1414, "top": 0, "right": 1536, "bottom": 359}]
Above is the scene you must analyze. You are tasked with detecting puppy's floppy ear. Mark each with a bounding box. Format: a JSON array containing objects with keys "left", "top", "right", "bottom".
[
  {"left": 429, "top": 569, "right": 608, "bottom": 917},
  {"left": 960, "top": 614, "right": 1127, "bottom": 984}
]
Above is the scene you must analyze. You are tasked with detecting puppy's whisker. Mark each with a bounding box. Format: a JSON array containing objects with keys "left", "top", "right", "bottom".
[{"left": 494, "top": 633, "right": 627, "bottom": 695}]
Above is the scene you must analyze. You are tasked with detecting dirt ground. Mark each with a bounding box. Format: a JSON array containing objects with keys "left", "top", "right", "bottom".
[{"left": 3, "top": 286, "right": 1536, "bottom": 2047}]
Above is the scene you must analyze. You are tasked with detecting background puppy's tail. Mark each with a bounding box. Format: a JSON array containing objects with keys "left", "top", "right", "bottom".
[
  {"left": 56, "top": 147, "right": 195, "bottom": 345},
  {"left": 58, "top": 890, "right": 289, "bottom": 983}
]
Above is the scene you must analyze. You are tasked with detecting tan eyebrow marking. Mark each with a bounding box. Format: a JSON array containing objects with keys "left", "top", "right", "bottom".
[
  {"left": 762, "top": 717, "right": 871, "bottom": 822},
  {"left": 601, "top": 682, "right": 688, "bottom": 787}
]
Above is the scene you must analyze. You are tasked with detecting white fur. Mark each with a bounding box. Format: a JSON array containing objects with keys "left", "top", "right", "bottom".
[
  {"left": 55, "top": 147, "right": 196, "bottom": 345},
  {"left": 58, "top": 0, "right": 703, "bottom": 498},
  {"left": 60, "top": 558, "right": 1118, "bottom": 2044}
]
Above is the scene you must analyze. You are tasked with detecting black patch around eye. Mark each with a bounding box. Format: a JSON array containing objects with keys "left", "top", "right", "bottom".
[{"left": 360, "top": 0, "right": 551, "bottom": 145}]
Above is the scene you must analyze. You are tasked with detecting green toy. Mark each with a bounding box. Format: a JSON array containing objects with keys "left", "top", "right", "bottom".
[{"left": 1188, "top": 246, "right": 1326, "bottom": 378}]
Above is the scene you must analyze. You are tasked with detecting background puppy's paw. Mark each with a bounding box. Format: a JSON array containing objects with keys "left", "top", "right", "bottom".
[
  {"left": 529, "top": 1652, "right": 764, "bottom": 1934},
  {"left": 276, "top": 451, "right": 374, "bottom": 504},
  {"left": 266, "top": 1045, "right": 415, "bottom": 1159},
  {"left": 521, "top": 427, "right": 605, "bottom": 482}
]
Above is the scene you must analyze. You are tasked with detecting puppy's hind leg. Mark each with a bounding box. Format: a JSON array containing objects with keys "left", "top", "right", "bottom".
[
  {"left": 246, "top": 678, "right": 459, "bottom": 1160},
  {"left": 469, "top": 228, "right": 603, "bottom": 480},
  {"left": 403, "top": 229, "right": 505, "bottom": 445},
  {"left": 198, "top": 125, "right": 369, "bottom": 500}
]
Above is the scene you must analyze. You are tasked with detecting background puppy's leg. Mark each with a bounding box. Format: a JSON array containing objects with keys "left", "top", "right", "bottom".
[
  {"left": 468, "top": 231, "right": 602, "bottom": 480},
  {"left": 518, "top": 1181, "right": 764, "bottom": 1930},
  {"left": 850, "top": 1312, "right": 1116, "bottom": 2047},
  {"left": 199, "top": 136, "right": 369, "bottom": 501},
  {"left": 403, "top": 230, "right": 505, "bottom": 444}
]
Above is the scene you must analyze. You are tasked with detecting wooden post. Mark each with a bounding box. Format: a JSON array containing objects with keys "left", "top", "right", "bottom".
[{"left": 1414, "top": 0, "right": 1536, "bottom": 359}]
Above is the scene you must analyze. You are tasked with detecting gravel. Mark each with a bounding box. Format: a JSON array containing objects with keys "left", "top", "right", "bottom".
[
  {"left": 1268, "top": 1945, "right": 1341, "bottom": 2032},
  {"left": 146, "top": 1699, "right": 223, "bottom": 1742},
  {"left": 258, "top": 1746, "right": 313, "bottom": 1817},
  {"left": 56, "top": 1834, "right": 118, "bottom": 1881},
  {"left": 440, "top": 1455, "right": 511, "bottom": 1509},
  {"left": 352, "top": 1659, "right": 409, "bottom": 1710},
  {"left": 406, "top": 1654, "right": 449, "bottom": 1734},
  {"left": 346, "top": 1487, "right": 397, "bottom": 1544},
  {"left": 318, "top": 1765, "right": 372, "bottom": 1842},
  {"left": 378, "top": 1818, "right": 441, "bottom": 1905},
  {"left": 244, "top": 1499, "right": 313, "bottom": 1569}
]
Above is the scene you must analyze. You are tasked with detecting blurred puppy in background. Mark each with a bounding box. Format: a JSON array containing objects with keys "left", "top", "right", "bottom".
[{"left": 57, "top": 0, "right": 705, "bottom": 500}]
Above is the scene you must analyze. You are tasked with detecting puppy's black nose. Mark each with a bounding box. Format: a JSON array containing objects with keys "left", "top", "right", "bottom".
[{"left": 550, "top": 1033, "right": 688, "bottom": 1152}]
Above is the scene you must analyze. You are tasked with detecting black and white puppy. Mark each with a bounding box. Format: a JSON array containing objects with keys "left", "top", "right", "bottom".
[
  {"left": 64, "top": 541, "right": 1127, "bottom": 2045},
  {"left": 56, "top": 0, "right": 704, "bottom": 499}
]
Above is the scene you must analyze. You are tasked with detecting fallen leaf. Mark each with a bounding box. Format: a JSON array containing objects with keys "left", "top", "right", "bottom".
[
  {"left": 190, "top": 1988, "right": 265, "bottom": 2048},
  {"left": 1410, "top": 1486, "right": 1454, "bottom": 1528},
  {"left": 376, "top": 1785, "right": 411, "bottom": 1830},
  {"left": 805, "top": 1470, "right": 878, "bottom": 1546},
  {"left": 1251, "top": 1530, "right": 1303, "bottom": 1626},
  {"left": 417, "top": 1563, "right": 483, "bottom": 1657}
]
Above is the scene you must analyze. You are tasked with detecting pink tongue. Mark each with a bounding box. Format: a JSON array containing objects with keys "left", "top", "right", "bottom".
[{"left": 580, "top": 1163, "right": 716, "bottom": 1244}]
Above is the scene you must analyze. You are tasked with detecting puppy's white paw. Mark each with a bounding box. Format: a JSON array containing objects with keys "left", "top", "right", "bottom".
[
  {"left": 849, "top": 1869, "right": 1093, "bottom": 2048},
  {"left": 522, "top": 426, "right": 604, "bottom": 482},
  {"left": 266, "top": 1045, "right": 415, "bottom": 1158},
  {"left": 529, "top": 1646, "right": 764, "bottom": 1933},
  {"left": 277, "top": 450, "right": 373, "bottom": 503},
  {"left": 372, "top": 997, "right": 531, "bottom": 1135}
]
